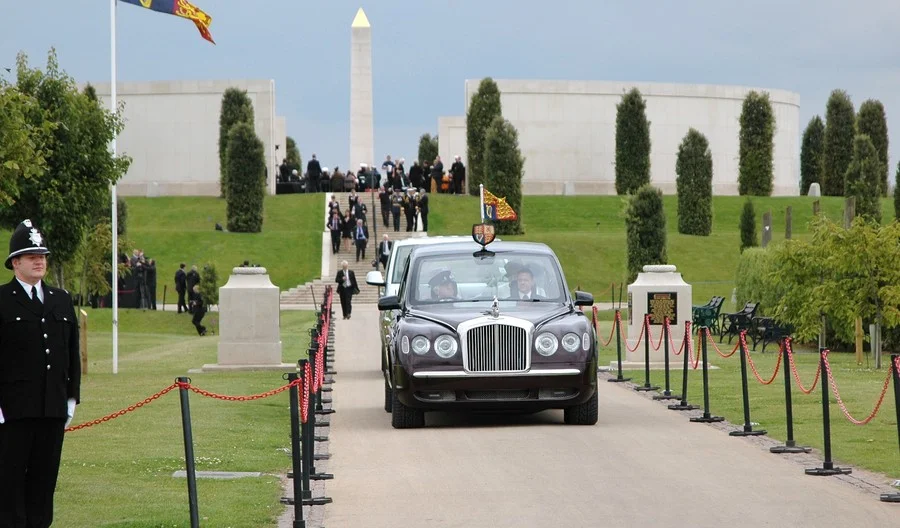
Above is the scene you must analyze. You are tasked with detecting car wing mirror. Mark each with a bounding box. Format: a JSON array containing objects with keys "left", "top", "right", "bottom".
[
  {"left": 378, "top": 295, "right": 401, "bottom": 311},
  {"left": 366, "top": 270, "right": 385, "bottom": 287},
  {"left": 574, "top": 291, "right": 594, "bottom": 307}
]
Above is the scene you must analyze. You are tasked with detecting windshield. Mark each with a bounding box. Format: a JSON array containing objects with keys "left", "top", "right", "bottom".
[
  {"left": 390, "top": 246, "right": 414, "bottom": 284},
  {"left": 409, "top": 252, "right": 567, "bottom": 306}
]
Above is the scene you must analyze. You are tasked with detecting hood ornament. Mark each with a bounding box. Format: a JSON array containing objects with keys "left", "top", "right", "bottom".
[{"left": 491, "top": 296, "right": 500, "bottom": 318}]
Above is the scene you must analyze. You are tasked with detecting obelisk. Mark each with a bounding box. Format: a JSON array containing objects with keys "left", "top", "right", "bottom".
[{"left": 350, "top": 7, "right": 374, "bottom": 171}]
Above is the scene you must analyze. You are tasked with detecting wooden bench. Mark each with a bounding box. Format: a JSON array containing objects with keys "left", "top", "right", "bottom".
[
  {"left": 719, "top": 302, "right": 759, "bottom": 344},
  {"left": 749, "top": 316, "right": 793, "bottom": 353},
  {"left": 692, "top": 296, "right": 724, "bottom": 335}
]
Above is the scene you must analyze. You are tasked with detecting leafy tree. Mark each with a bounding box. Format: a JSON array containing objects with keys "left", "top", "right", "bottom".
[
  {"left": 740, "top": 199, "right": 757, "bottom": 252},
  {"left": 483, "top": 116, "right": 524, "bottom": 235},
  {"left": 625, "top": 184, "right": 667, "bottom": 282},
  {"left": 285, "top": 136, "right": 302, "bottom": 172},
  {"left": 218, "top": 88, "right": 254, "bottom": 198},
  {"left": 1, "top": 49, "right": 130, "bottom": 288},
  {"left": 822, "top": 89, "right": 855, "bottom": 196},
  {"left": 418, "top": 133, "right": 439, "bottom": 166},
  {"left": 83, "top": 83, "right": 98, "bottom": 102},
  {"left": 101, "top": 195, "right": 128, "bottom": 236},
  {"left": 843, "top": 134, "right": 882, "bottom": 223},
  {"left": 615, "top": 88, "right": 652, "bottom": 195},
  {"left": 738, "top": 91, "right": 775, "bottom": 196},
  {"left": 225, "top": 122, "right": 265, "bottom": 233},
  {"left": 0, "top": 79, "right": 51, "bottom": 206},
  {"left": 800, "top": 115, "right": 825, "bottom": 195},
  {"left": 895, "top": 162, "right": 900, "bottom": 221},
  {"left": 200, "top": 262, "right": 219, "bottom": 306},
  {"left": 734, "top": 247, "right": 780, "bottom": 312},
  {"left": 675, "top": 128, "right": 713, "bottom": 236},
  {"left": 466, "top": 78, "right": 502, "bottom": 196},
  {"left": 856, "top": 99, "right": 889, "bottom": 196}
]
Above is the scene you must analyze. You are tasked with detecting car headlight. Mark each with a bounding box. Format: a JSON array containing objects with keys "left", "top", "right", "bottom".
[
  {"left": 401, "top": 335, "right": 410, "bottom": 354},
  {"left": 434, "top": 335, "right": 458, "bottom": 358},
  {"left": 411, "top": 335, "right": 430, "bottom": 355},
  {"left": 535, "top": 332, "right": 558, "bottom": 356},
  {"left": 561, "top": 333, "right": 581, "bottom": 353},
  {"left": 582, "top": 332, "right": 591, "bottom": 351}
]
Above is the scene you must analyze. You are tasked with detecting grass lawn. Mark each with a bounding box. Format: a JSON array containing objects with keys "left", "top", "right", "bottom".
[
  {"left": 55, "top": 308, "right": 317, "bottom": 528},
  {"left": 594, "top": 318, "right": 900, "bottom": 481}
]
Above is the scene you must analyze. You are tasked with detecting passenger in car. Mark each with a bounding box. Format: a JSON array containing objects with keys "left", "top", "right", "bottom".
[
  {"left": 428, "top": 269, "right": 459, "bottom": 301},
  {"left": 508, "top": 266, "right": 547, "bottom": 301}
]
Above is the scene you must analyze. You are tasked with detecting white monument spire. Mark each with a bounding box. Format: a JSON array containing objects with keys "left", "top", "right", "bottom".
[{"left": 350, "top": 7, "right": 374, "bottom": 172}]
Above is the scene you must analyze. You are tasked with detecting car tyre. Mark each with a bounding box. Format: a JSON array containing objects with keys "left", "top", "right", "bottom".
[
  {"left": 384, "top": 381, "right": 393, "bottom": 413},
  {"left": 564, "top": 388, "right": 598, "bottom": 425},
  {"left": 391, "top": 389, "right": 424, "bottom": 429}
]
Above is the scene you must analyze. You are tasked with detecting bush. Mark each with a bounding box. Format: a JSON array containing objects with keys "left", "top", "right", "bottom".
[
  {"left": 738, "top": 91, "right": 775, "bottom": 196},
  {"left": 625, "top": 185, "right": 666, "bottom": 283},
  {"left": 675, "top": 128, "right": 713, "bottom": 236},
  {"left": 199, "top": 262, "right": 219, "bottom": 306},
  {"left": 740, "top": 199, "right": 757, "bottom": 252},
  {"left": 615, "top": 88, "right": 652, "bottom": 195},
  {"left": 225, "top": 122, "right": 265, "bottom": 233},
  {"left": 844, "top": 134, "right": 882, "bottom": 223},
  {"left": 895, "top": 163, "right": 900, "bottom": 221},
  {"left": 418, "top": 133, "right": 439, "bottom": 166},
  {"left": 856, "top": 99, "right": 889, "bottom": 196},
  {"left": 483, "top": 116, "right": 524, "bottom": 235},
  {"left": 285, "top": 136, "right": 302, "bottom": 173},
  {"left": 218, "top": 88, "right": 255, "bottom": 198},
  {"left": 466, "top": 78, "right": 502, "bottom": 196},
  {"left": 800, "top": 116, "right": 825, "bottom": 195},
  {"left": 822, "top": 89, "right": 855, "bottom": 196},
  {"left": 734, "top": 247, "right": 777, "bottom": 311}
]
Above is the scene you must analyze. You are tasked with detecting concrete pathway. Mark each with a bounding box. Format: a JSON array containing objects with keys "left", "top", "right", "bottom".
[{"left": 321, "top": 305, "right": 898, "bottom": 527}]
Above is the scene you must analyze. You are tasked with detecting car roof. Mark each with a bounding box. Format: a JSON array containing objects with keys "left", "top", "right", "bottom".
[
  {"left": 409, "top": 240, "right": 554, "bottom": 258},
  {"left": 391, "top": 235, "right": 499, "bottom": 248}
]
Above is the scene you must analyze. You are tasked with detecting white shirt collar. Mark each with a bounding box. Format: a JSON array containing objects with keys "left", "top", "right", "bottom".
[{"left": 16, "top": 277, "right": 43, "bottom": 302}]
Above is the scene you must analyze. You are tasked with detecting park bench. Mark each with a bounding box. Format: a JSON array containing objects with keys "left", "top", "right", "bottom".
[
  {"left": 719, "top": 302, "right": 759, "bottom": 344},
  {"left": 749, "top": 316, "right": 793, "bottom": 353},
  {"left": 692, "top": 296, "right": 724, "bottom": 335}
]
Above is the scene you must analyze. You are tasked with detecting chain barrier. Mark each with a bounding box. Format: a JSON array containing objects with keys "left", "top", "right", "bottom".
[
  {"left": 667, "top": 319, "right": 689, "bottom": 356},
  {"left": 822, "top": 350, "right": 894, "bottom": 426},
  {"left": 623, "top": 315, "right": 646, "bottom": 353},
  {"left": 65, "top": 382, "right": 180, "bottom": 433},
  {"left": 687, "top": 328, "right": 700, "bottom": 369},
  {"left": 591, "top": 306, "right": 616, "bottom": 348},
  {"left": 301, "top": 362, "right": 311, "bottom": 423},
  {"left": 741, "top": 332, "right": 782, "bottom": 385},
  {"left": 784, "top": 338, "right": 821, "bottom": 394},
  {"left": 646, "top": 315, "right": 664, "bottom": 351},
  {"left": 707, "top": 331, "right": 739, "bottom": 359},
  {"left": 180, "top": 378, "right": 301, "bottom": 401}
]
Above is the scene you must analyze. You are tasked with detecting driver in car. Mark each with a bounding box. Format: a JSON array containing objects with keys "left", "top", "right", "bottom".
[
  {"left": 429, "top": 269, "right": 459, "bottom": 301},
  {"left": 509, "top": 266, "right": 546, "bottom": 301}
]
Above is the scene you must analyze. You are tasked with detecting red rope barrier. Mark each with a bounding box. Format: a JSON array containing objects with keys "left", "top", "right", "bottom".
[
  {"left": 301, "top": 362, "right": 311, "bottom": 423},
  {"left": 742, "top": 332, "right": 782, "bottom": 385},
  {"left": 647, "top": 315, "right": 664, "bottom": 351},
  {"left": 707, "top": 331, "right": 739, "bottom": 359},
  {"left": 180, "top": 379, "right": 301, "bottom": 402},
  {"left": 822, "top": 350, "right": 894, "bottom": 426},
  {"left": 668, "top": 320, "right": 689, "bottom": 356},
  {"left": 623, "top": 316, "right": 646, "bottom": 353},
  {"left": 65, "top": 383, "right": 179, "bottom": 432},
  {"left": 687, "top": 329, "right": 700, "bottom": 369},
  {"left": 785, "top": 339, "right": 821, "bottom": 394}
]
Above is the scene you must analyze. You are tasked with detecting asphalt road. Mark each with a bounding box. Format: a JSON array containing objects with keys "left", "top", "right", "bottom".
[{"left": 323, "top": 305, "right": 898, "bottom": 528}]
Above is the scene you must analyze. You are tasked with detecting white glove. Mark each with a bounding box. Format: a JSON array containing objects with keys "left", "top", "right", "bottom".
[
  {"left": 0, "top": 405, "right": 4, "bottom": 424},
  {"left": 65, "top": 398, "right": 76, "bottom": 428}
]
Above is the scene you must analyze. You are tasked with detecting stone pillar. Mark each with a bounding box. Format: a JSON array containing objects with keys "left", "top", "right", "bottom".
[
  {"left": 350, "top": 8, "right": 374, "bottom": 171},
  {"left": 618, "top": 265, "right": 692, "bottom": 369},
  {"left": 197, "top": 267, "right": 292, "bottom": 372}
]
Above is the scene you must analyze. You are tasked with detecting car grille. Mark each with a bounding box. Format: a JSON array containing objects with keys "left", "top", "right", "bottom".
[{"left": 465, "top": 324, "right": 528, "bottom": 372}]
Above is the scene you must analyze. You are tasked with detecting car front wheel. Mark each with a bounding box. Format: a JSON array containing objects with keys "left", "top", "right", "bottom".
[
  {"left": 391, "top": 389, "right": 425, "bottom": 429},
  {"left": 384, "top": 381, "right": 392, "bottom": 413},
  {"left": 564, "top": 388, "right": 598, "bottom": 425}
]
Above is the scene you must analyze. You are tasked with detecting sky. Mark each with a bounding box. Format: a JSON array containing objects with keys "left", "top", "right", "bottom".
[{"left": 2, "top": 0, "right": 900, "bottom": 175}]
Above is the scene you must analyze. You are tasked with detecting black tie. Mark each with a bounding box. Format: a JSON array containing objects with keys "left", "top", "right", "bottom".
[{"left": 32, "top": 285, "right": 41, "bottom": 305}]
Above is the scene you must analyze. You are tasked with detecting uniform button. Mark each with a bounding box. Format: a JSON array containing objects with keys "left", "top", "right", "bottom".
[
  {"left": 43, "top": 333, "right": 48, "bottom": 338},
  {"left": 42, "top": 318, "right": 45, "bottom": 322},
  {"left": 46, "top": 349, "right": 50, "bottom": 355},
  {"left": 16, "top": 317, "right": 20, "bottom": 321},
  {"left": 46, "top": 365, "right": 51, "bottom": 370}
]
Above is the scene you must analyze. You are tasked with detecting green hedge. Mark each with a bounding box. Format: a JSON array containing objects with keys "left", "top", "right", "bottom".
[
  {"left": 615, "top": 88, "right": 651, "bottom": 195},
  {"left": 734, "top": 247, "right": 775, "bottom": 312},
  {"left": 625, "top": 184, "right": 666, "bottom": 282},
  {"left": 675, "top": 128, "right": 713, "bottom": 236}
]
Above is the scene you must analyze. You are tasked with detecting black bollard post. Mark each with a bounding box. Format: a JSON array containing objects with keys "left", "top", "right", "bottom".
[
  {"left": 312, "top": 343, "right": 336, "bottom": 416},
  {"left": 771, "top": 337, "right": 811, "bottom": 454},
  {"left": 300, "top": 360, "right": 334, "bottom": 498},
  {"left": 635, "top": 315, "right": 660, "bottom": 392},
  {"left": 608, "top": 310, "right": 631, "bottom": 383},
  {"left": 690, "top": 328, "right": 724, "bottom": 423},
  {"left": 730, "top": 331, "right": 766, "bottom": 436},
  {"left": 654, "top": 318, "right": 680, "bottom": 400},
  {"left": 880, "top": 354, "right": 900, "bottom": 502},
  {"left": 669, "top": 322, "right": 697, "bottom": 411},
  {"left": 176, "top": 377, "right": 201, "bottom": 528},
  {"left": 805, "top": 348, "right": 852, "bottom": 476},
  {"left": 285, "top": 373, "right": 306, "bottom": 527}
]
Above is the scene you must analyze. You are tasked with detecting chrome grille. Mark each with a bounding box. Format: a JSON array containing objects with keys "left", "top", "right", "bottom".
[{"left": 465, "top": 324, "right": 528, "bottom": 372}]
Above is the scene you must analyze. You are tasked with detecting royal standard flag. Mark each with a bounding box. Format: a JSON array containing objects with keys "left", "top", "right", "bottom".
[
  {"left": 121, "top": 0, "right": 215, "bottom": 44},
  {"left": 482, "top": 188, "right": 518, "bottom": 221}
]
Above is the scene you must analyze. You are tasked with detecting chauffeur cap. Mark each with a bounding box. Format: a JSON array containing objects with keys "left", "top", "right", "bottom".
[{"left": 5, "top": 219, "right": 50, "bottom": 270}]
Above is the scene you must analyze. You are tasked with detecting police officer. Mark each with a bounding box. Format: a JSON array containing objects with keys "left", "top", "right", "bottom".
[{"left": 0, "top": 219, "right": 80, "bottom": 527}]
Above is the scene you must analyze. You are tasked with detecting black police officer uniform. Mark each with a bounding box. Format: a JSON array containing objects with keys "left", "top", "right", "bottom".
[{"left": 0, "top": 219, "right": 80, "bottom": 528}]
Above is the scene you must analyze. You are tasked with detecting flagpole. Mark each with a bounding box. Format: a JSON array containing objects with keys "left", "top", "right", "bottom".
[
  {"left": 479, "top": 184, "right": 485, "bottom": 223},
  {"left": 110, "top": 0, "right": 119, "bottom": 374}
]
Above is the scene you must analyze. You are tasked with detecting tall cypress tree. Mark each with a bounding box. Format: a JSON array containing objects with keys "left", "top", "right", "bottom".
[
  {"left": 739, "top": 199, "right": 757, "bottom": 252},
  {"left": 822, "top": 89, "right": 856, "bottom": 196},
  {"left": 894, "top": 162, "right": 900, "bottom": 221},
  {"left": 218, "top": 88, "right": 255, "bottom": 198},
  {"left": 483, "top": 116, "right": 524, "bottom": 235},
  {"left": 844, "top": 134, "right": 882, "bottom": 223},
  {"left": 856, "top": 99, "right": 889, "bottom": 196},
  {"left": 800, "top": 116, "right": 825, "bottom": 195},
  {"left": 465, "top": 78, "right": 502, "bottom": 196},
  {"left": 738, "top": 91, "right": 775, "bottom": 196},
  {"left": 625, "top": 184, "right": 667, "bottom": 282},
  {"left": 675, "top": 129, "right": 713, "bottom": 236},
  {"left": 418, "top": 133, "right": 439, "bottom": 166},
  {"left": 615, "top": 88, "right": 652, "bottom": 195},
  {"left": 225, "top": 122, "right": 265, "bottom": 233}
]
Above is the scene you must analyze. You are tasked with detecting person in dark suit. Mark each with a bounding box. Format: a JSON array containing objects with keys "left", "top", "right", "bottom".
[
  {"left": 378, "top": 185, "right": 391, "bottom": 228},
  {"left": 507, "top": 267, "right": 546, "bottom": 301},
  {"left": 450, "top": 155, "right": 466, "bottom": 195},
  {"left": 327, "top": 211, "right": 343, "bottom": 254},
  {"left": 390, "top": 190, "right": 402, "bottom": 232},
  {"left": 306, "top": 154, "right": 322, "bottom": 193},
  {"left": 189, "top": 285, "right": 207, "bottom": 336},
  {"left": 353, "top": 219, "right": 369, "bottom": 263},
  {"left": 185, "top": 265, "right": 200, "bottom": 313},
  {"left": 174, "top": 263, "right": 187, "bottom": 313},
  {"left": 335, "top": 261, "right": 359, "bottom": 319},
  {"left": 417, "top": 189, "right": 430, "bottom": 232},
  {"left": 377, "top": 234, "right": 393, "bottom": 271},
  {"left": 0, "top": 219, "right": 80, "bottom": 527}
]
